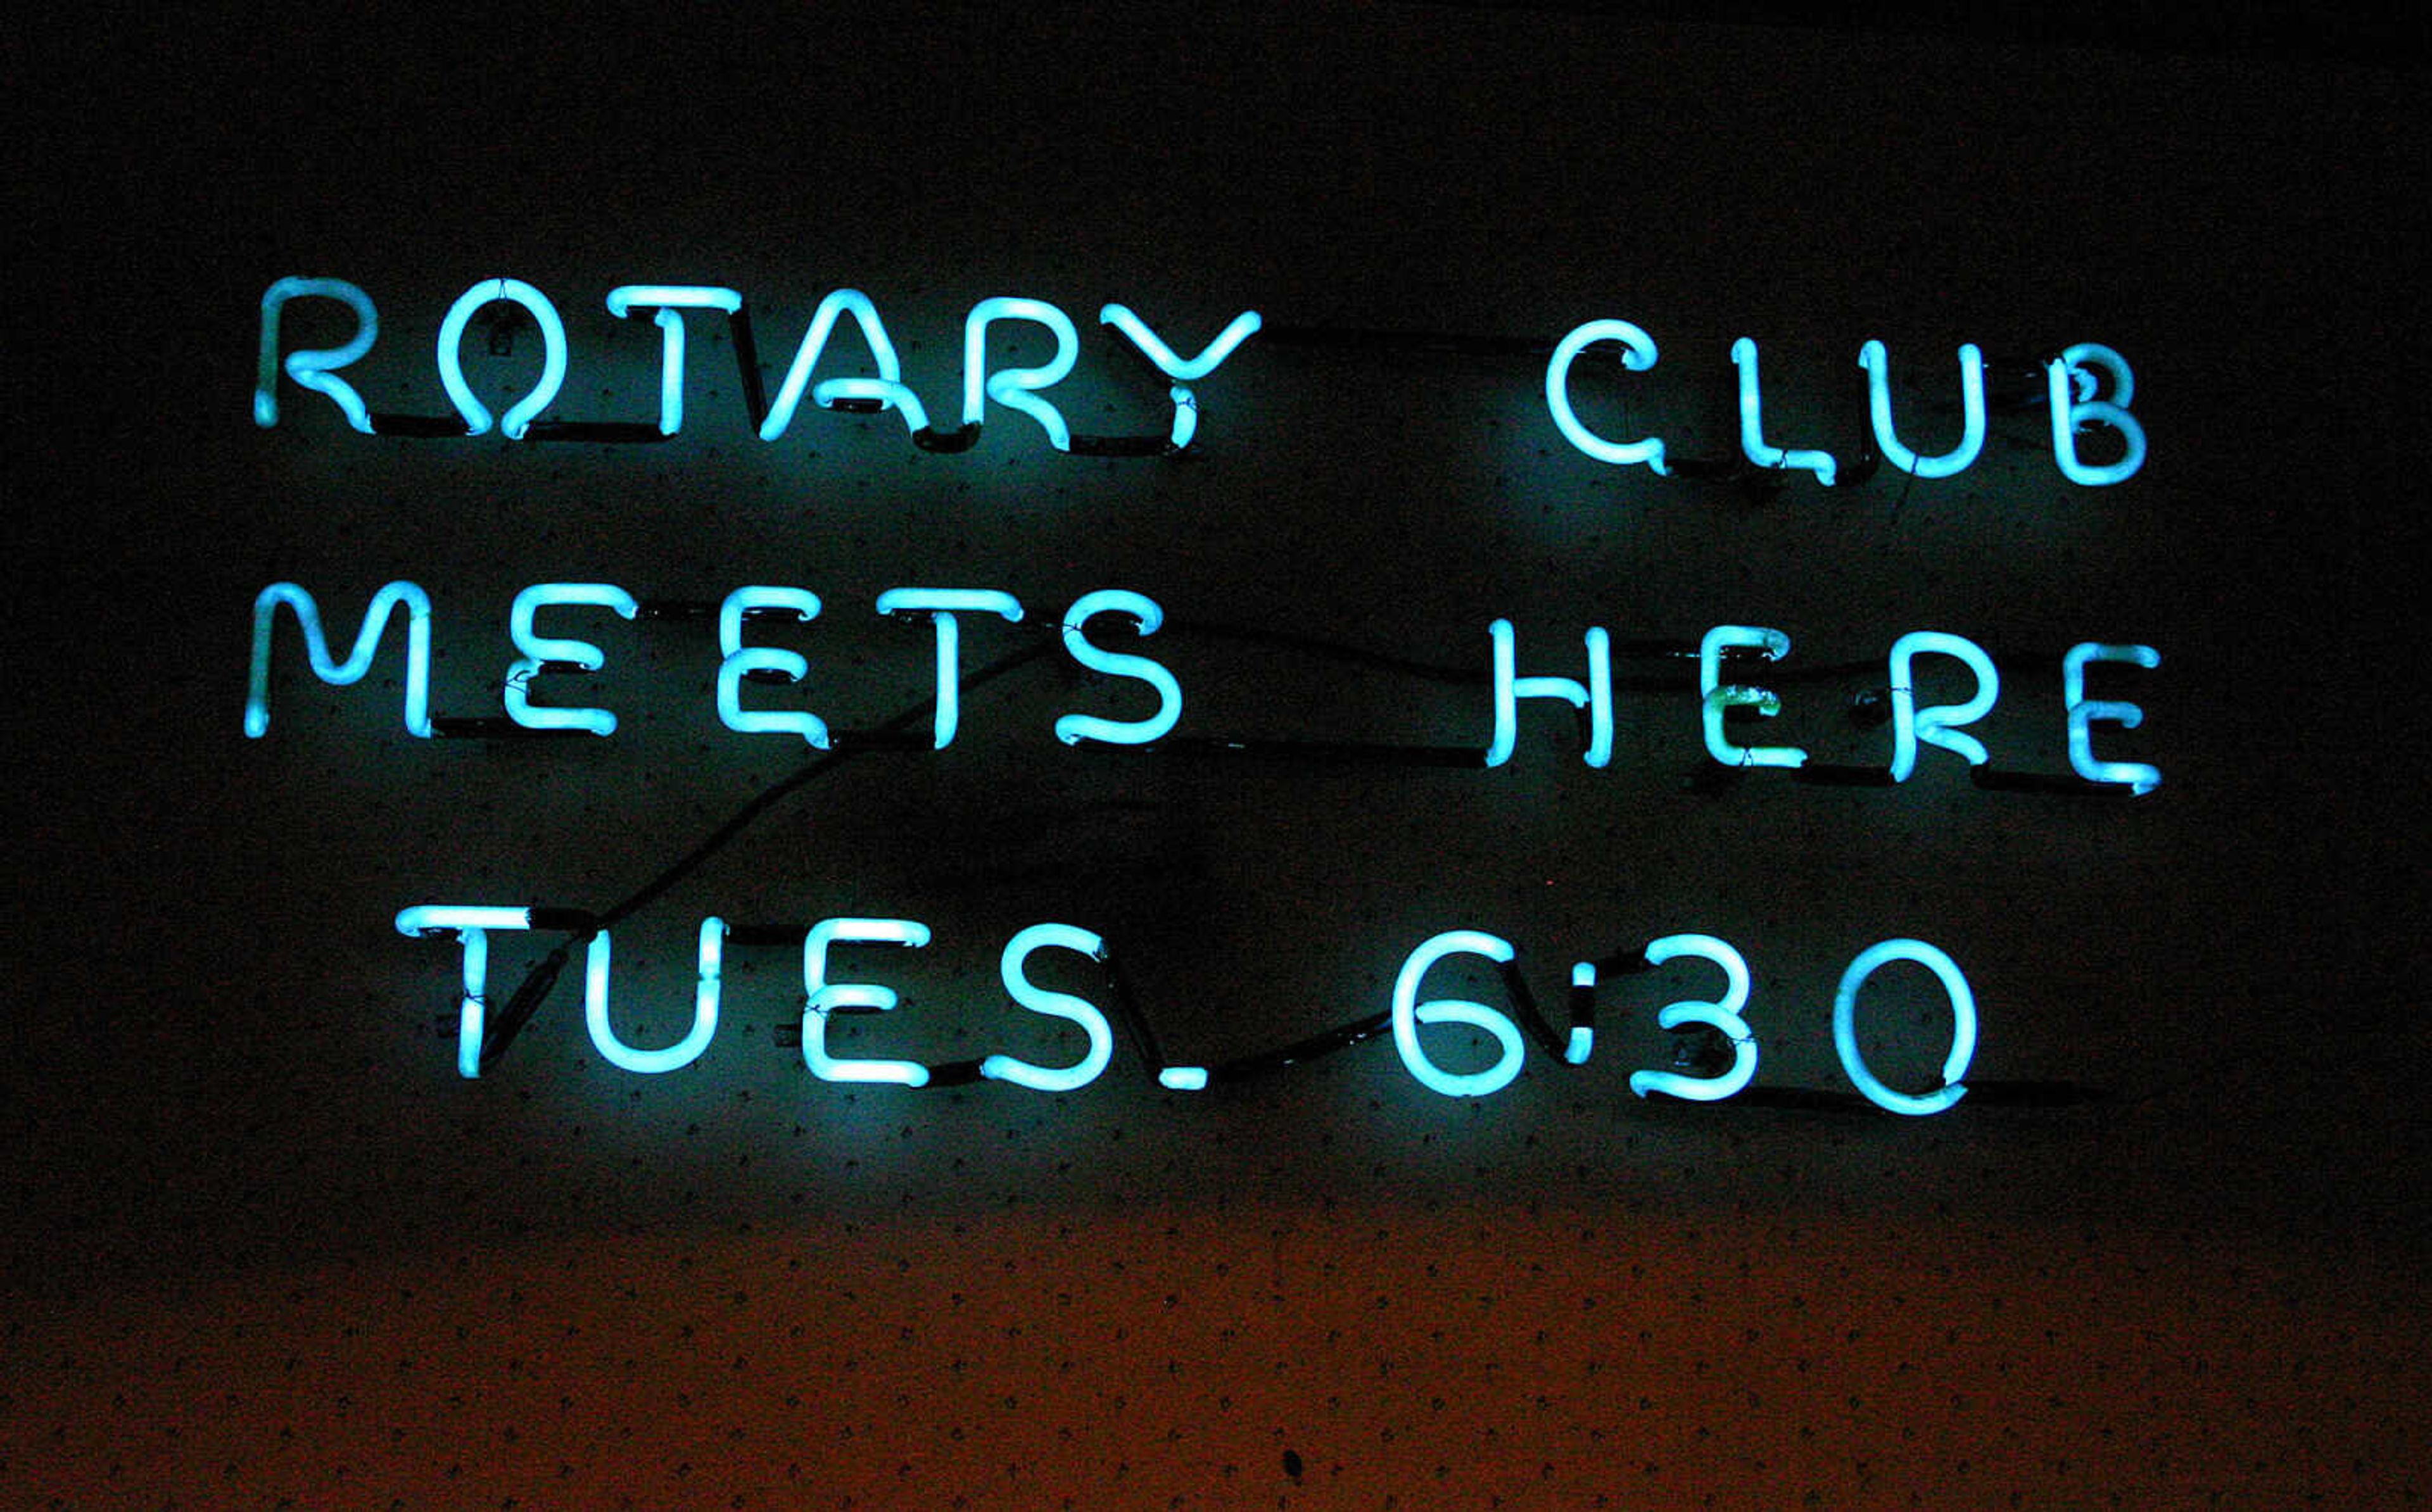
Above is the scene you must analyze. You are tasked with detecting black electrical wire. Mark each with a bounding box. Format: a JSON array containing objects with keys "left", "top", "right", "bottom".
[
  {"left": 596, "top": 636, "right": 1061, "bottom": 933},
  {"left": 478, "top": 633, "right": 1063, "bottom": 1066},
  {"left": 467, "top": 611, "right": 2144, "bottom": 1079}
]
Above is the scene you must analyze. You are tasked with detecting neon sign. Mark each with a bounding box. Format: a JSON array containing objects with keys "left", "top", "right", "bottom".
[
  {"left": 1547, "top": 324, "right": 2144, "bottom": 484},
  {"left": 255, "top": 277, "right": 1260, "bottom": 455},
  {"left": 399, "top": 906, "right": 1973, "bottom": 1113},
  {"left": 255, "top": 274, "right": 2162, "bottom": 1118},
  {"left": 255, "top": 277, "right": 2143, "bottom": 484},
  {"left": 247, "top": 579, "right": 2160, "bottom": 795}
]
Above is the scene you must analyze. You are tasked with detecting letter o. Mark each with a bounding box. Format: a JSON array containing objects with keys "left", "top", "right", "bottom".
[
  {"left": 437, "top": 277, "right": 569, "bottom": 439},
  {"left": 1832, "top": 938, "right": 1977, "bottom": 1116}
]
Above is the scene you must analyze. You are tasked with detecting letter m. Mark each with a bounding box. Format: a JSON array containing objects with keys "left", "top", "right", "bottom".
[{"left": 246, "top": 581, "right": 434, "bottom": 737}]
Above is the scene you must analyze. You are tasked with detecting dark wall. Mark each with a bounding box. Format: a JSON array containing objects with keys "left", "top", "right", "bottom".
[{"left": 8, "top": 4, "right": 2424, "bottom": 1503}]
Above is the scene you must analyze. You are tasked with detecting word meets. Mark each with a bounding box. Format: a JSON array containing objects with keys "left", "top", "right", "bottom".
[
  {"left": 255, "top": 277, "right": 1260, "bottom": 453},
  {"left": 247, "top": 581, "right": 1179, "bottom": 748},
  {"left": 247, "top": 581, "right": 2162, "bottom": 793},
  {"left": 396, "top": 909, "right": 1977, "bottom": 1116}
]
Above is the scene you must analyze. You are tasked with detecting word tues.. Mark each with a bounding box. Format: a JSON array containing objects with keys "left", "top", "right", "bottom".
[{"left": 396, "top": 908, "right": 1982, "bottom": 1116}]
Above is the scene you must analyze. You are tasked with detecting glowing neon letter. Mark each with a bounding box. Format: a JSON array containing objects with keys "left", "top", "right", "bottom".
[
  {"left": 585, "top": 918, "right": 725, "bottom": 1073},
  {"left": 964, "top": 298, "right": 1079, "bottom": 450},
  {"left": 1486, "top": 620, "right": 1614, "bottom": 767},
  {"left": 1832, "top": 938, "right": 1977, "bottom": 1116},
  {"left": 605, "top": 285, "right": 743, "bottom": 436},
  {"left": 981, "top": 923, "right": 1113, "bottom": 1093},
  {"left": 717, "top": 586, "right": 828, "bottom": 748},
  {"left": 1888, "top": 631, "right": 2000, "bottom": 781},
  {"left": 1543, "top": 319, "right": 1668, "bottom": 472},
  {"left": 1391, "top": 931, "right": 1524, "bottom": 1099},
  {"left": 255, "top": 277, "right": 377, "bottom": 432},
  {"left": 1858, "top": 340, "right": 1985, "bottom": 479},
  {"left": 875, "top": 588, "right": 1025, "bottom": 749},
  {"left": 1099, "top": 305, "right": 1262, "bottom": 450},
  {"left": 395, "top": 905, "right": 533, "bottom": 1079},
  {"left": 1055, "top": 590, "right": 1181, "bottom": 746},
  {"left": 247, "top": 581, "right": 433, "bottom": 738},
  {"left": 2046, "top": 343, "right": 2148, "bottom": 485},
  {"left": 1628, "top": 934, "right": 1756, "bottom": 1102},
  {"left": 1732, "top": 337, "right": 1837, "bottom": 484},
  {"left": 1699, "top": 625, "right": 1806, "bottom": 769},
  {"left": 803, "top": 917, "right": 934, "bottom": 1087},
  {"left": 436, "top": 278, "right": 569, "bottom": 439},
  {"left": 505, "top": 583, "right": 638, "bottom": 736},
  {"left": 1563, "top": 962, "right": 1596, "bottom": 1065},
  {"left": 2064, "top": 643, "right": 2162, "bottom": 794},
  {"left": 759, "top": 289, "right": 933, "bottom": 441},
  {"left": 1098, "top": 306, "right": 1262, "bottom": 382}
]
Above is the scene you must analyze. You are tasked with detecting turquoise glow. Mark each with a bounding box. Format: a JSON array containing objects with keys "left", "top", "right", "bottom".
[
  {"left": 247, "top": 581, "right": 433, "bottom": 738},
  {"left": 2064, "top": 642, "right": 2162, "bottom": 794},
  {"left": 255, "top": 277, "right": 377, "bottom": 432},
  {"left": 1832, "top": 938, "right": 1977, "bottom": 1116},
  {"left": 1628, "top": 934, "right": 1756, "bottom": 1102},
  {"left": 803, "top": 917, "right": 934, "bottom": 1087},
  {"left": 605, "top": 285, "right": 743, "bottom": 436},
  {"left": 1731, "top": 337, "right": 1837, "bottom": 484},
  {"left": 436, "top": 278, "right": 569, "bottom": 439},
  {"left": 1163, "top": 385, "right": 1198, "bottom": 449},
  {"left": 395, "top": 905, "right": 534, "bottom": 1080},
  {"left": 1563, "top": 961, "right": 1595, "bottom": 1066},
  {"left": 1888, "top": 631, "right": 1999, "bottom": 781},
  {"left": 604, "top": 285, "right": 745, "bottom": 316},
  {"left": 1158, "top": 1066, "right": 1210, "bottom": 1090},
  {"left": 1097, "top": 305, "right": 1262, "bottom": 381},
  {"left": 1486, "top": 620, "right": 1614, "bottom": 768},
  {"left": 716, "top": 586, "right": 830, "bottom": 748},
  {"left": 1858, "top": 340, "right": 1986, "bottom": 478},
  {"left": 1054, "top": 590, "right": 1182, "bottom": 746},
  {"left": 757, "top": 289, "right": 932, "bottom": 441},
  {"left": 1542, "top": 319, "right": 1668, "bottom": 472},
  {"left": 1390, "top": 930, "right": 1524, "bottom": 1099},
  {"left": 964, "top": 297, "right": 1079, "bottom": 450},
  {"left": 875, "top": 588, "right": 1026, "bottom": 749},
  {"left": 584, "top": 919, "right": 725, "bottom": 1074},
  {"left": 980, "top": 923, "right": 1114, "bottom": 1093},
  {"left": 1098, "top": 305, "right": 1260, "bottom": 453},
  {"left": 505, "top": 583, "right": 639, "bottom": 736},
  {"left": 2045, "top": 343, "right": 2148, "bottom": 485},
  {"left": 1699, "top": 626, "right": 1806, "bottom": 769}
]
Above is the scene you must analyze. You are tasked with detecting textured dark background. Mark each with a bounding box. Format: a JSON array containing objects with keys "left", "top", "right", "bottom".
[{"left": 7, "top": 3, "right": 2424, "bottom": 1504}]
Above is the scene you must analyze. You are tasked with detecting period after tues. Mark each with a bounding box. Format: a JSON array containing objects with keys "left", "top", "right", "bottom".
[{"left": 250, "top": 277, "right": 2160, "bottom": 1113}]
